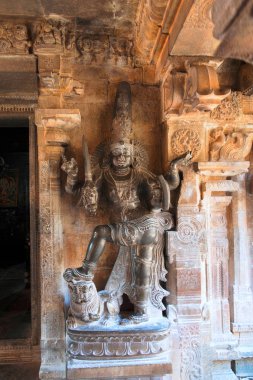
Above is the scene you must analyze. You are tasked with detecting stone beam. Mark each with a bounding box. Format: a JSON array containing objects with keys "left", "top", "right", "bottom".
[{"left": 135, "top": 0, "right": 194, "bottom": 69}]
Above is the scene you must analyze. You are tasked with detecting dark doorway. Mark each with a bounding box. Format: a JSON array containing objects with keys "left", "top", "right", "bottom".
[{"left": 0, "top": 119, "right": 31, "bottom": 339}]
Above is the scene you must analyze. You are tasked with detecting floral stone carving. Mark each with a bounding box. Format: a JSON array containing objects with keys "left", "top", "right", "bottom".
[{"left": 171, "top": 128, "right": 201, "bottom": 159}]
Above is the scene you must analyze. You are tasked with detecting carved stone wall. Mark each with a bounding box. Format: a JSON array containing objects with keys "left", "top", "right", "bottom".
[
  {"left": 161, "top": 59, "right": 253, "bottom": 379},
  {"left": 1, "top": 3, "right": 253, "bottom": 380}
]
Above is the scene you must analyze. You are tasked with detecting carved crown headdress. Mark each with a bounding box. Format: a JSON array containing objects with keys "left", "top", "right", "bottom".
[
  {"left": 91, "top": 82, "right": 149, "bottom": 170},
  {"left": 111, "top": 81, "right": 132, "bottom": 143}
]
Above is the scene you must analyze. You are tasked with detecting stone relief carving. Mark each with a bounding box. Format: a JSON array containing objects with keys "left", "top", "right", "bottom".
[
  {"left": 33, "top": 19, "right": 70, "bottom": 53},
  {"left": 176, "top": 216, "right": 203, "bottom": 245},
  {"left": 109, "top": 37, "right": 133, "bottom": 66},
  {"left": 39, "top": 162, "right": 54, "bottom": 284},
  {"left": 61, "top": 82, "right": 192, "bottom": 359},
  {"left": 179, "top": 324, "right": 201, "bottom": 380},
  {"left": 76, "top": 35, "right": 109, "bottom": 64},
  {"left": 171, "top": 128, "right": 201, "bottom": 160},
  {"left": 67, "top": 327, "right": 170, "bottom": 359},
  {"left": 0, "top": 23, "right": 31, "bottom": 54},
  {"left": 209, "top": 126, "right": 253, "bottom": 161},
  {"left": 163, "top": 62, "right": 230, "bottom": 116},
  {"left": 76, "top": 34, "right": 134, "bottom": 66},
  {"left": 177, "top": 269, "right": 201, "bottom": 291},
  {"left": 166, "top": 212, "right": 206, "bottom": 264},
  {"left": 64, "top": 271, "right": 105, "bottom": 328},
  {"left": 210, "top": 92, "right": 242, "bottom": 120}
]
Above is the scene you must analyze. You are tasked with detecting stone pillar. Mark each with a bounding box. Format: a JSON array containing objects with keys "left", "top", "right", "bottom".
[
  {"left": 198, "top": 164, "right": 250, "bottom": 380},
  {"left": 166, "top": 168, "right": 206, "bottom": 380},
  {"left": 35, "top": 109, "right": 81, "bottom": 380},
  {"left": 232, "top": 173, "right": 253, "bottom": 378}
]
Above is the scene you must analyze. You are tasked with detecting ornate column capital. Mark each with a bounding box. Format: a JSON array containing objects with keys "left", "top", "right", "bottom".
[
  {"left": 35, "top": 108, "right": 81, "bottom": 148},
  {"left": 161, "top": 60, "right": 230, "bottom": 118}
]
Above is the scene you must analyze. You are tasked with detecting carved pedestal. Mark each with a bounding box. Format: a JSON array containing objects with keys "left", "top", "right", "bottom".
[{"left": 66, "top": 305, "right": 172, "bottom": 378}]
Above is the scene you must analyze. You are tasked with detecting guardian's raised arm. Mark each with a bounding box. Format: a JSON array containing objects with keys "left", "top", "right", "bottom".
[{"left": 165, "top": 151, "right": 192, "bottom": 190}]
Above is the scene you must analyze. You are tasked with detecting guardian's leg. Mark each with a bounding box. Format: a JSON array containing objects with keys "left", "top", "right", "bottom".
[
  {"left": 134, "top": 244, "right": 154, "bottom": 321},
  {"left": 76, "top": 225, "right": 112, "bottom": 277}
]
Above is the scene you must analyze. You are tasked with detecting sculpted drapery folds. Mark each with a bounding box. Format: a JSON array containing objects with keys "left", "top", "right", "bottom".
[{"left": 62, "top": 82, "right": 191, "bottom": 327}]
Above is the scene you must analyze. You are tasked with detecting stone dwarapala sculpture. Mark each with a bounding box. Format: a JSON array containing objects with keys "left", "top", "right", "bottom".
[{"left": 62, "top": 82, "right": 191, "bottom": 327}]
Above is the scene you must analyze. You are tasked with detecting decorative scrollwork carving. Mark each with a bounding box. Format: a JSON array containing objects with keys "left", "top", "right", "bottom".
[
  {"left": 171, "top": 128, "right": 201, "bottom": 159},
  {"left": 0, "top": 23, "right": 30, "bottom": 54},
  {"left": 177, "top": 217, "right": 203, "bottom": 245},
  {"left": 209, "top": 126, "right": 253, "bottom": 161},
  {"left": 211, "top": 92, "right": 242, "bottom": 120},
  {"left": 67, "top": 326, "right": 170, "bottom": 359},
  {"left": 179, "top": 324, "right": 201, "bottom": 380}
]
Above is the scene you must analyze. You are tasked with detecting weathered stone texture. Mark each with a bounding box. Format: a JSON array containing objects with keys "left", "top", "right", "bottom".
[{"left": 0, "top": 2, "right": 253, "bottom": 380}]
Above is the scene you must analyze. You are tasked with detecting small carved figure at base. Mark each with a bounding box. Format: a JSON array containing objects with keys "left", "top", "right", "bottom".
[{"left": 64, "top": 268, "right": 104, "bottom": 327}]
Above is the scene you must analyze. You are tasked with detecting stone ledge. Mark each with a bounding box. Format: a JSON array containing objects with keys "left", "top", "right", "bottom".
[
  {"left": 198, "top": 161, "right": 250, "bottom": 177},
  {"left": 67, "top": 355, "right": 172, "bottom": 379}
]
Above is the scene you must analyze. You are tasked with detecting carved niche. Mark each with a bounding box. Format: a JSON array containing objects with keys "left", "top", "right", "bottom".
[{"left": 0, "top": 23, "right": 31, "bottom": 54}]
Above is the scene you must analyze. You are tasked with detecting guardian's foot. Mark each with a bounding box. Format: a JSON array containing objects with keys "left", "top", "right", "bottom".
[
  {"left": 120, "top": 312, "right": 149, "bottom": 325},
  {"left": 63, "top": 266, "right": 94, "bottom": 282}
]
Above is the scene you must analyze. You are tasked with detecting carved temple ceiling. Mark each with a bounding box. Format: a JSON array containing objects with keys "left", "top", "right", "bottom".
[
  {"left": 0, "top": 0, "right": 249, "bottom": 92},
  {"left": 0, "top": 0, "right": 221, "bottom": 68},
  {"left": 0, "top": 0, "right": 139, "bottom": 35}
]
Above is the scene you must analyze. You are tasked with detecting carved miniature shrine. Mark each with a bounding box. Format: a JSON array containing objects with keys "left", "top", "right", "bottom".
[{"left": 0, "top": 1, "right": 253, "bottom": 380}]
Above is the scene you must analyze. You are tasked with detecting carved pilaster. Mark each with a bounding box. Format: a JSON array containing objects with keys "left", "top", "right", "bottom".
[
  {"left": 166, "top": 168, "right": 205, "bottom": 380},
  {"left": 199, "top": 162, "right": 252, "bottom": 379},
  {"left": 35, "top": 109, "right": 81, "bottom": 379},
  {"left": 208, "top": 196, "right": 236, "bottom": 346},
  {"left": 232, "top": 174, "right": 253, "bottom": 347}
]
